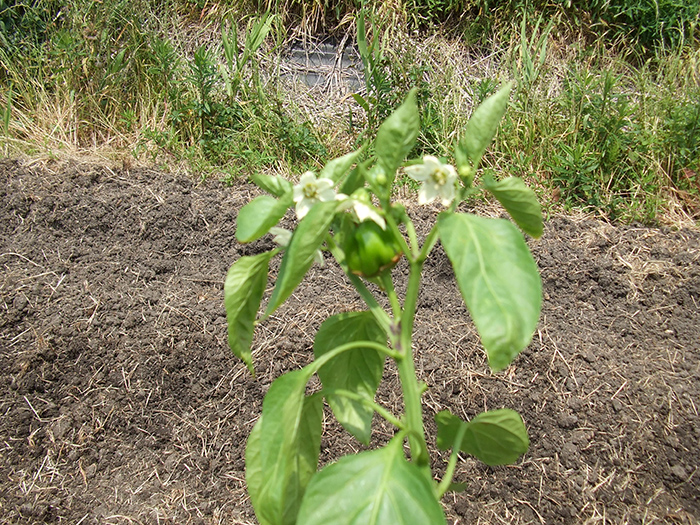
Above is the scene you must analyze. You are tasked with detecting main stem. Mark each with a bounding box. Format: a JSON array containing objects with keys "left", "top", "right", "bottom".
[{"left": 396, "top": 260, "right": 431, "bottom": 476}]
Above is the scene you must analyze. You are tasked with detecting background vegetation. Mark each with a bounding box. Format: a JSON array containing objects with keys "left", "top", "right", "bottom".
[{"left": 1, "top": 0, "right": 698, "bottom": 222}]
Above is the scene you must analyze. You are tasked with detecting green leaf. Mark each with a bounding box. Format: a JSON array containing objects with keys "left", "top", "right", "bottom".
[
  {"left": 248, "top": 370, "right": 323, "bottom": 525},
  {"left": 241, "top": 12, "right": 275, "bottom": 68},
  {"left": 245, "top": 416, "right": 267, "bottom": 523},
  {"left": 314, "top": 311, "right": 387, "bottom": 445},
  {"left": 250, "top": 172, "right": 293, "bottom": 197},
  {"left": 437, "top": 213, "right": 541, "bottom": 371},
  {"left": 339, "top": 161, "right": 370, "bottom": 197},
  {"left": 435, "top": 409, "right": 529, "bottom": 466},
  {"left": 224, "top": 252, "right": 273, "bottom": 373},
  {"left": 351, "top": 93, "right": 370, "bottom": 113},
  {"left": 236, "top": 194, "right": 292, "bottom": 243},
  {"left": 375, "top": 89, "right": 419, "bottom": 184},
  {"left": 456, "top": 82, "right": 512, "bottom": 172},
  {"left": 320, "top": 149, "right": 362, "bottom": 184},
  {"left": 263, "top": 200, "right": 338, "bottom": 318},
  {"left": 297, "top": 437, "right": 446, "bottom": 524},
  {"left": 483, "top": 173, "right": 543, "bottom": 238}
]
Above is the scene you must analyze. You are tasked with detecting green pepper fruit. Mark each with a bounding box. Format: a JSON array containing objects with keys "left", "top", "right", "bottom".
[{"left": 345, "top": 221, "right": 402, "bottom": 278}]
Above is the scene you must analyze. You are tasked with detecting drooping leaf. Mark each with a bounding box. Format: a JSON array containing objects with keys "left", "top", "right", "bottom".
[
  {"left": 250, "top": 172, "right": 293, "bottom": 197},
  {"left": 435, "top": 409, "right": 529, "bottom": 466},
  {"left": 247, "top": 370, "right": 323, "bottom": 525},
  {"left": 375, "top": 89, "right": 419, "bottom": 185},
  {"left": 320, "top": 149, "right": 362, "bottom": 184},
  {"left": 297, "top": 437, "right": 446, "bottom": 524},
  {"left": 437, "top": 213, "right": 541, "bottom": 371},
  {"left": 314, "top": 311, "right": 386, "bottom": 445},
  {"left": 245, "top": 416, "right": 267, "bottom": 522},
  {"left": 224, "top": 252, "right": 273, "bottom": 373},
  {"left": 263, "top": 200, "right": 338, "bottom": 318},
  {"left": 483, "top": 173, "right": 543, "bottom": 238},
  {"left": 236, "top": 194, "right": 292, "bottom": 243},
  {"left": 456, "top": 82, "right": 512, "bottom": 171}
]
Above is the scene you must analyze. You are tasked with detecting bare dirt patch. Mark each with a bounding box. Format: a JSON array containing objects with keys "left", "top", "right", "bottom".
[{"left": 1, "top": 158, "right": 699, "bottom": 524}]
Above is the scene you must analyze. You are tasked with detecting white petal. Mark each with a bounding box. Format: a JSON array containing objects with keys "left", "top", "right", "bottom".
[
  {"left": 269, "top": 227, "right": 292, "bottom": 247},
  {"left": 404, "top": 164, "right": 430, "bottom": 182},
  {"left": 299, "top": 171, "right": 317, "bottom": 185},
  {"left": 443, "top": 163, "right": 458, "bottom": 182},
  {"left": 439, "top": 182, "right": 456, "bottom": 206},
  {"left": 315, "top": 177, "right": 335, "bottom": 191},
  {"left": 422, "top": 155, "right": 443, "bottom": 171},
  {"left": 418, "top": 183, "right": 439, "bottom": 205},
  {"left": 293, "top": 185, "right": 304, "bottom": 203},
  {"left": 295, "top": 199, "right": 313, "bottom": 220},
  {"left": 354, "top": 202, "right": 386, "bottom": 229},
  {"left": 317, "top": 187, "right": 337, "bottom": 202},
  {"left": 313, "top": 249, "right": 325, "bottom": 267}
]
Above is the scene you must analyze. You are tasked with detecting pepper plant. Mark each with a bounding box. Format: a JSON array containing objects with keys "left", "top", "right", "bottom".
[{"left": 225, "top": 83, "right": 543, "bottom": 524}]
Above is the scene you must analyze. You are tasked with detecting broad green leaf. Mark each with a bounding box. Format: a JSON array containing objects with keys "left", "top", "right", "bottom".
[
  {"left": 456, "top": 82, "right": 512, "bottom": 171},
  {"left": 435, "top": 409, "right": 529, "bottom": 466},
  {"left": 483, "top": 173, "right": 543, "bottom": 238},
  {"left": 297, "top": 437, "right": 446, "bottom": 524},
  {"left": 375, "top": 89, "right": 419, "bottom": 184},
  {"left": 224, "top": 252, "right": 273, "bottom": 373},
  {"left": 245, "top": 416, "right": 267, "bottom": 523},
  {"left": 437, "top": 213, "right": 541, "bottom": 371},
  {"left": 248, "top": 370, "right": 323, "bottom": 525},
  {"left": 236, "top": 194, "right": 292, "bottom": 243},
  {"left": 320, "top": 149, "right": 362, "bottom": 184},
  {"left": 250, "top": 172, "right": 293, "bottom": 197},
  {"left": 314, "top": 311, "right": 386, "bottom": 445},
  {"left": 263, "top": 200, "right": 338, "bottom": 318}
]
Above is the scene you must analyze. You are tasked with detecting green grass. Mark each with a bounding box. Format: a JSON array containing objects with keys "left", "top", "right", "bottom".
[{"left": 0, "top": 0, "right": 698, "bottom": 222}]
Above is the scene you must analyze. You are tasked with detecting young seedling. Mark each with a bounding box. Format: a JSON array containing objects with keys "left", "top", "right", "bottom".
[{"left": 225, "top": 82, "right": 543, "bottom": 524}]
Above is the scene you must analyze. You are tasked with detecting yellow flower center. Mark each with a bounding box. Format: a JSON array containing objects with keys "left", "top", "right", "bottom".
[
  {"left": 431, "top": 167, "right": 448, "bottom": 186},
  {"left": 303, "top": 182, "right": 318, "bottom": 199}
]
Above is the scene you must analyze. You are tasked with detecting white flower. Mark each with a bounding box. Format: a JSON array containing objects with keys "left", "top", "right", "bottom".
[
  {"left": 269, "top": 227, "right": 325, "bottom": 266},
  {"left": 269, "top": 226, "right": 293, "bottom": 246},
  {"left": 335, "top": 191, "right": 386, "bottom": 230},
  {"left": 293, "top": 171, "right": 336, "bottom": 220},
  {"left": 404, "top": 155, "right": 458, "bottom": 206}
]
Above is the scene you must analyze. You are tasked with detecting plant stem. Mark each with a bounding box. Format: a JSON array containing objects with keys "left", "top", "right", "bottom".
[
  {"left": 418, "top": 222, "right": 440, "bottom": 263},
  {"left": 404, "top": 217, "right": 420, "bottom": 256},
  {"left": 380, "top": 272, "right": 402, "bottom": 320},
  {"left": 396, "top": 260, "right": 431, "bottom": 476},
  {"left": 347, "top": 273, "right": 392, "bottom": 333},
  {"left": 436, "top": 423, "right": 467, "bottom": 498},
  {"left": 385, "top": 211, "right": 414, "bottom": 259},
  {"left": 323, "top": 388, "right": 404, "bottom": 430}
]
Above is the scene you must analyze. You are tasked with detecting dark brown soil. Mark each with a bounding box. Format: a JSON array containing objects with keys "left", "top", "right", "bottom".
[{"left": 1, "top": 158, "right": 699, "bottom": 524}]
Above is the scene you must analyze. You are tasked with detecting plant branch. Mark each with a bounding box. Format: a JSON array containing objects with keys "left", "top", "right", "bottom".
[
  {"left": 436, "top": 423, "right": 467, "bottom": 498},
  {"left": 385, "top": 210, "right": 414, "bottom": 259},
  {"left": 396, "top": 260, "right": 431, "bottom": 476},
  {"left": 418, "top": 223, "right": 440, "bottom": 263},
  {"left": 307, "top": 340, "right": 400, "bottom": 376},
  {"left": 322, "top": 388, "right": 404, "bottom": 429},
  {"left": 380, "top": 272, "right": 402, "bottom": 320}
]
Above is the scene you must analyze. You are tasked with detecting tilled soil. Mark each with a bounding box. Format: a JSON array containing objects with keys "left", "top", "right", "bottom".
[{"left": 1, "top": 158, "right": 699, "bottom": 524}]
